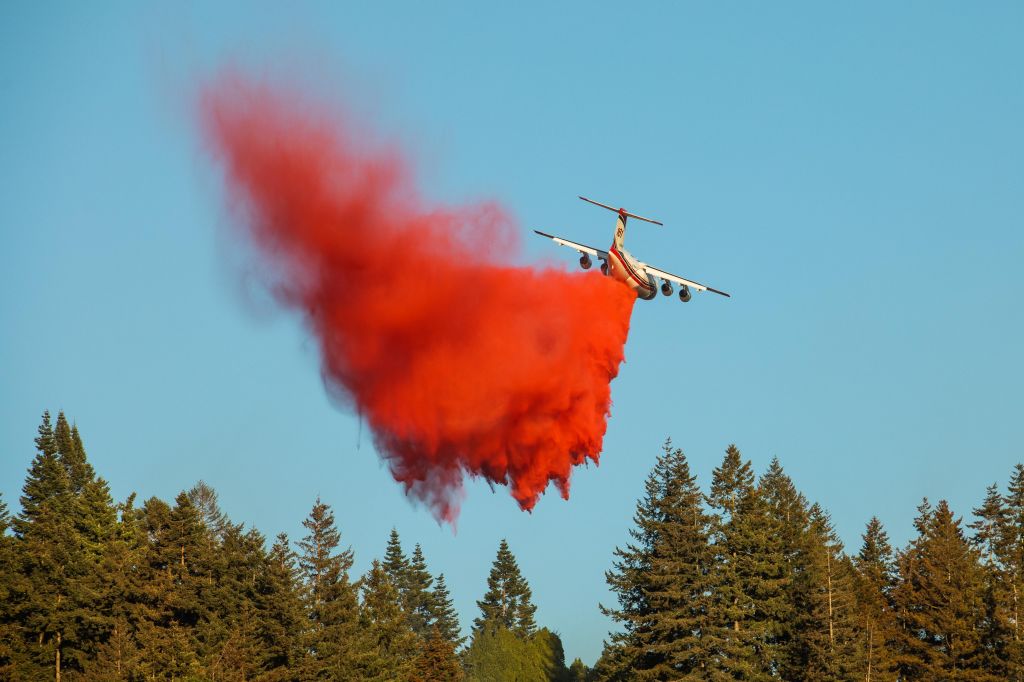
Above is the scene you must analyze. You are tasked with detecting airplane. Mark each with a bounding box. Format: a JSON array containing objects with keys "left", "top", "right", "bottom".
[{"left": 534, "top": 196, "right": 730, "bottom": 302}]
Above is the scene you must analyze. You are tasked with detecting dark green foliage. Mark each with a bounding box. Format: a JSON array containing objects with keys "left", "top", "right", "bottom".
[
  {"left": 7, "top": 411, "right": 1024, "bottom": 680},
  {"left": 358, "top": 559, "right": 420, "bottom": 680},
  {"left": 852, "top": 516, "right": 899, "bottom": 681},
  {"left": 411, "top": 626, "right": 465, "bottom": 681},
  {"left": 407, "top": 543, "right": 437, "bottom": 637},
  {"left": 474, "top": 539, "right": 537, "bottom": 638},
  {"left": 893, "top": 499, "right": 998, "bottom": 680},
  {"left": 463, "top": 625, "right": 568, "bottom": 681},
  {"left": 297, "top": 497, "right": 362, "bottom": 679},
  {"left": 601, "top": 440, "right": 717, "bottom": 679},
  {"left": 432, "top": 572, "right": 466, "bottom": 649}
]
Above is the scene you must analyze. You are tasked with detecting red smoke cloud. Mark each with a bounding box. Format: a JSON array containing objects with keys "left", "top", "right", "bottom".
[{"left": 201, "top": 73, "right": 635, "bottom": 522}]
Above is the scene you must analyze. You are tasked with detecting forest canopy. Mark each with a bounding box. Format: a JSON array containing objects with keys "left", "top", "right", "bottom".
[{"left": 2, "top": 412, "right": 1022, "bottom": 681}]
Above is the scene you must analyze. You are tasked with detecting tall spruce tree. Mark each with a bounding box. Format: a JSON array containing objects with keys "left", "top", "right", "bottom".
[
  {"left": 601, "top": 440, "right": 717, "bottom": 679},
  {"left": 432, "top": 572, "right": 466, "bottom": 649},
  {"left": 407, "top": 544, "right": 437, "bottom": 637},
  {"left": 706, "top": 444, "right": 765, "bottom": 679},
  {"left": 384, "top": 528, "right": 411, "bottom": 596},
  {"left": 252, "top": 532, "right": 308, "bottom": 676},
  {"left": 793, "top": 504, "right": 860, "bottom": 681},
  {"left": 892, "top": 499, "right": 996, "bottom": 680},
  {"left": 757, "top": 457, "right": 809, "bottom": 678},
  {"left": 358, "top": 560, "right": 420, "bottom": 680},
  {"left": 297, "top": 497, "right": 362, "bottom": 679},
  {"left": 1000, "top": 465, "right": 1024, "bottom": 677},
  {"left": 474, "top": 539, "right": 537, "bottom": 638},
  {"left": 852, "top": 516, "right": 898, "bottom": 681}
]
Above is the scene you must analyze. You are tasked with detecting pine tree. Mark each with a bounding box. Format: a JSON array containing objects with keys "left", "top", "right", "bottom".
[
  {"left": 706, "top": 444, "right": 765, "bottom": 679},
  {"left": 794, "top": 504, "right": 860, "bottom": 681},
  {"left": 852, "top": 516, "right": 898, "bottom": 681},
  {"left": 757, "top": 457, "right": 809, "bottom": 678},
  {"left": 407, "top": 543, "right": 437, "bottom": 637},
  {"left": 892, "top": 499, "right": 996, "bottom": 680},
  {"left": 384, "top": 527, "right": 411, "bottom": 596},
  {"left": 410, "top": 626, "right": 465, "bottom": 681},
  {"left": 432, "top": 572, "right": 466, "bottom": 649},
  {"left": 358, "top": 559, "right": 420, "bottom": 680},
  {"left": 187, "top": 480, "right": 230, "bottom": 542},
  {"left": 252, "top": 532, "right": 307, "bottom": 675},
  {"left": 601, "top": 440, "right": 718, "bottom": 678},
  {"left": 14, "top": 411, "right": 112, "bottom": 680},
  {"left": 474, "top": 539, "right": 537, "bottom": 638},
  {"left": 970, "top": 483, "right": 1014, "bottom": 676},
  {"left": 297, "top": 497, "right": 361, "bottom": 679},
  {"left": 1000, "top": 465, "right": 1024, "bottom": 677}
]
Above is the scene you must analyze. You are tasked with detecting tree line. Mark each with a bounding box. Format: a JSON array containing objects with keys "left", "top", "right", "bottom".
[
  {"left": 2, "top": 412, "right": 1023, "bottom": 680},
  {"left": 0, "top": 412, "right": 575, "bottom": 681}
]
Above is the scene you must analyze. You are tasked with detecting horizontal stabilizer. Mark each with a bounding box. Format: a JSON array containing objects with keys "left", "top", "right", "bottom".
[{"left": 579, "top": 196, "right": 663, "bottom": 226}]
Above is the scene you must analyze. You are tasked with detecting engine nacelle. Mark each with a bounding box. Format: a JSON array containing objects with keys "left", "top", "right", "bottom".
[
  {"left": 678, "top": 285, "right": 691, "bottom": 303},
  {"left": 579, "top": 253, "right": 592, "bottom": 270},
  {"left": 600, "top": 260, "right": 609, "bottom": 275},
  {"left": 661, "top": 280, "right": 673, "bottom": 297}
]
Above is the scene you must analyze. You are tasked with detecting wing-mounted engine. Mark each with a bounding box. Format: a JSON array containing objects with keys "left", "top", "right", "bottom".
[
  {"left": 579, "top": 253, "right": 592, "bottom": 270},
  {"left": 678, "top": 285, "right": 691, "bottom": 302}
]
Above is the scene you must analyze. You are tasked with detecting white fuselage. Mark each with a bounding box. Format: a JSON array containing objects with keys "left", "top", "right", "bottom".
[{"left": 605, "top": 210, "right": 657, "bottom": 300}]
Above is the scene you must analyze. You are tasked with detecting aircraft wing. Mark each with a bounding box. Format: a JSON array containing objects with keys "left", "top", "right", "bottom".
[
  {"left": 642, "top": 263, "right": 731, "bottom": 297},
  {"left": 533, "top": 230, "right": 608, "bottom": 260}
]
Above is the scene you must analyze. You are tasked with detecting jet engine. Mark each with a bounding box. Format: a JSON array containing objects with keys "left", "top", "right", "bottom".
[
  {"left": 678, "top": 285, "right": 691, "bottom": 303},
  {"left": 600, "top": 260, "right": 609, "bottom": 275},
  {"left": 661, "top": 280, "right": 673, "bottom": 297},
  {"left": 579, "top": 253, "right": 592, "bottom": 270}
]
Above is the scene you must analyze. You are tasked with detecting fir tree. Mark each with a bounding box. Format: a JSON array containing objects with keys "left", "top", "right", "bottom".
[
  {"left": 432, "top": 572, "right": 466, "bottom": 649},
  {"left": 297, "top": 497, "right": 361, "bottom": 679},
  {"left": 474, "top": 539, "right": 538, "bottom": 638},
  {"left": 410, "top": 626, "right": 465, "bottom": 681},
  {"left": 358, "top": 559, "right": 420, "bottom": 680},
  {"left": 853, "top": 516, "right": 898, "bottom": 681},
  {"left": 384, "top": 527, "right": 411, "bottom": 596},
  {"left": 794, "top": 504, "right": 860, "bottom": 681},
  {"left": 253, "top": 532, "right": 307, "bottom": 674},
  {"left": 602, "top": 440, "right": 718, "bottom": 678},
  {"left": 408, "top": 543, "right": 437, "bottom": 637},
  {"left": 706, "top": 444, "right": 764, "bottom": 679},
  {"left": 892, "top": 499, "right": 996, "bottom": 680},
  {"left": 1001, "top": 465, "right": 1024, "bottom": 677}
]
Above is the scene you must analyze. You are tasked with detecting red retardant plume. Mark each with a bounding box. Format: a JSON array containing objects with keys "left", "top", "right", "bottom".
[{"left": 200, "top": 74, "right": 635, "bottom": 523}]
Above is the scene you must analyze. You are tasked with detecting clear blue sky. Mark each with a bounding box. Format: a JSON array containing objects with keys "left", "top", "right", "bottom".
[{"left": 2, "top": 1, "right": 1022, "bottom": 665}]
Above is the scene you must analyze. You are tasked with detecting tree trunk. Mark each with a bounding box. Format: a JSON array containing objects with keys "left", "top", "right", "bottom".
[
  {"left": 55, "top": 630, "right": 61, "bottom": 682},
  {"left": 826, "top": 552, "right": 834, "bottom": 648}
]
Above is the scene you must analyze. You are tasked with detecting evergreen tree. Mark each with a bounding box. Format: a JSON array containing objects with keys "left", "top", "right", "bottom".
[
  {"left": 13, "top": 411, "right": 111, "bottom": 680},
  {"left": 756, "top": 457, "right": 809, "bottom": 678},
  {"left": 892, "top": 499, "right": 996, "bottom": 680},
  {"left": 970, "top": 483, "right": 1014, "bottom": 676},
  {"left": 474, "top": 539, "right": 538, "bottom": 638},
  {"left": 432, "top": 572, "right": 466, "bottom": 649},
  {"left": 358, "top": 559, "right": 420, "bottom": 680},
  {"left": 408, "top": 543, "right": 437, "bottom": 637},
  {"left": 463, "top": 625, "right": 546, "bottom": 681},
  {"left": 384, "top": 527, "right": 411, "bottom": 596},
  {"left": 187, "top": 480, "right": 230, "bottom": 542},
  {"left": 253, "top": 532, "right": 308, "bottom": 676},
  {"left": 411, "top": 626, "right": 465, "bottom": 681},
  {"left": 1000, "top": 465, "right": 1024, "bottom": 677},
  {"left": 706, "top": 444, "right": 765, "bottom": 679},
  {"left": 852, "top": 516, "right": 898, "bottom": 681},
  {"left": 297, "top": 497, "right": 361, "bottom": 679},
  {"left": 793, "top": 504, "right": 860, "bottom": 681},
  {"left": 601, "top": 440, "right": 718, "bottom": 678}
]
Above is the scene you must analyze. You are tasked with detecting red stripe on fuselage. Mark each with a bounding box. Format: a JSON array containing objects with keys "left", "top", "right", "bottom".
[{"left": 609, "top": 246, "right": 654, "bottom": 290}]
